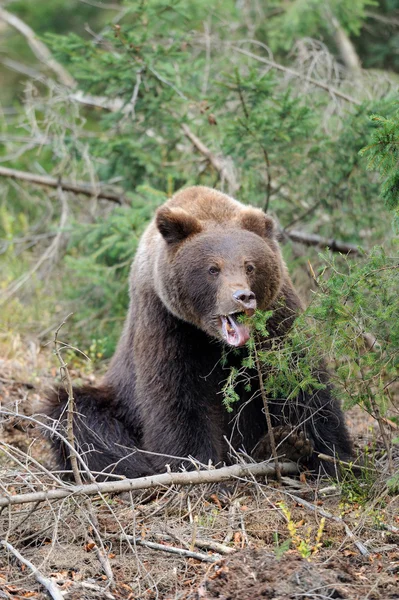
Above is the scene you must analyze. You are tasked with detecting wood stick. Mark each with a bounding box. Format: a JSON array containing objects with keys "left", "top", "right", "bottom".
[
  {"left": 154, "top": 533, "right": 235, "bottom": 555},
  {"left": 192, "top": 538, "right": 235, "bottom": 555},
  {"left": 0, "top": 461, "right": 298, "bottom": 508},
  {"left": 1, "top": 539, "right": 64, "bottom": 600},
  {"left": 131, "top": 538, "right": 219, "bottom": 563},
  {"left": 285, "top": 229, "right": 360, "bottom": 255},
  {"left": 317, "top": 453, "right": 377, "bottom": 472},
  {"left": 0, "top": 166, "right": 124, "bottom": 204}
]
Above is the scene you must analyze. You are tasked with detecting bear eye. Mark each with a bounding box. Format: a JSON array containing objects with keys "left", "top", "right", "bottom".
[
  {"left": 208, "top": 266, "right": 220, "bottom": 276},
  {"left": 246, "top": 264, "right": 255, "bottom": 274}
]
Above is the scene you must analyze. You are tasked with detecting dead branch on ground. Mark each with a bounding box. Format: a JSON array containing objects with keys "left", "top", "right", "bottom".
[
  {"left": 0, "top": 460, "right": 299, "bottom": 508},
  {"left": 0, "top": 540, "right": 64, "bottom": 600},
  {"left": 129, "top": 538, "right": 219, "bottom": 563}
]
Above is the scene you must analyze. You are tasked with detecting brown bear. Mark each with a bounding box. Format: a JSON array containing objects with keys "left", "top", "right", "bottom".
[{"left": 45, "top": 186, "right": 352, "bottom": 478}]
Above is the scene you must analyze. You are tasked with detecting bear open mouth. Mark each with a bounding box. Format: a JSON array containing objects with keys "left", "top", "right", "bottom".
[{"left": 220, "top": 312, "right": 251, "bottom": 347}]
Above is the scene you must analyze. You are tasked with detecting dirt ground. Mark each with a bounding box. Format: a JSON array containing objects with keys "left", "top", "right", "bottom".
[{"left": 0, "top": 355, "right": 398, "bottom": 600}]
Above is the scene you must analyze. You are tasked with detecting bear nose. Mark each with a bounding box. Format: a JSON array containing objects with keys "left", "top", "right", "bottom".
[{"left": 232, "top": 289, "right": 257, "bottom": 314}]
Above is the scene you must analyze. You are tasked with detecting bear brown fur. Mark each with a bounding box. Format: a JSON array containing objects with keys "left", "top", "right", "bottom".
[{"left": 45, "top": 186, "right": 352, "bottom": 478}]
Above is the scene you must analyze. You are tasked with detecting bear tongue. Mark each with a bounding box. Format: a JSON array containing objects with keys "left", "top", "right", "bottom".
[{"left": 221, "top": 315, "right": 250, "bottom": 347}]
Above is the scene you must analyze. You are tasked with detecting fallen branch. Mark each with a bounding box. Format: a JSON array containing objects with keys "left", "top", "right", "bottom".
[
  {"left": 233, "top": 46, "right": 361, "bottom": 106},
  {"left": 131, "top": 538, "right": 219, "bottom": 563},
  {"left": 0, "top": 167, "right": 360, "bottom": 257},
  {"left": 1, "top": 539, "right": 64, "bottom": 600},
  {"left": 192, "top": 538, "right": 235, "bottom": 555},
  {"left": 284, "top": 229, "right": 360, "bottom": 255},
  {"left": 153, "top": 531, "right": 235, "bottom": 555},
  {"left": 0, "top": 166, "right": 124, "bottom": 204},
  {"left": 0, "top": 460, "right": 298, "bottom": 508}
]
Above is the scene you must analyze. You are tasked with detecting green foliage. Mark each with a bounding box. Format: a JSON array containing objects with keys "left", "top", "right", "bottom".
[
  {"left": 339, "top": 450, "right": 379, "bottom": 504},
  {"left": 387, "top": 471, "right": 399, "bottom": 492},
  {"left": 360, "top": 108, "right": 399, "bottom": 230},
  {"left": 273, "top": 533, "right": 291, "bottom": 560},
  {"left": 222, "top": 367, "right": 241, "bottom": 413}
]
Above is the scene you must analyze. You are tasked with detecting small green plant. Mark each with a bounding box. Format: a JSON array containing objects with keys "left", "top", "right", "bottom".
[
  {"left": 339, "top": 465, "right": 378, "bottom": 505},
  {"left": 273, "top": 532, "right": 291, "bottom": 559},
  {"left": 278, "top": 501, "right": 326, "bottom": 559}
]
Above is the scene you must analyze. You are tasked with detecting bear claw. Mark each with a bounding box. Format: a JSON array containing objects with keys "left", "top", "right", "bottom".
[{"left": 254, "top": 426, "right": 313, "bottom": 463}]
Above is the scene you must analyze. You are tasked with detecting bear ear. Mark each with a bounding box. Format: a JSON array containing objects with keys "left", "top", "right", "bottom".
[
  {"left": 239, "top": 208, "right": 276, "bottom": 239},
  {"left": 156, "top": 206, "right": 202, "bottom": 245}
]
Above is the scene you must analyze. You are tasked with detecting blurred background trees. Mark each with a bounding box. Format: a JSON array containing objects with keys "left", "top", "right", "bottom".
[{"left": 0, "top": 1, "right": 398, "bottom": 437}]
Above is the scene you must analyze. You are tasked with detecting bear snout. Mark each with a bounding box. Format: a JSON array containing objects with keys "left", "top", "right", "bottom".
[{"left": 232, "top": 289, "right": 257, "bottom": 316}]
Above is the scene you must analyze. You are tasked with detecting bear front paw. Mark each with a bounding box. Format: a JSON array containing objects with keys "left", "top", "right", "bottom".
[{"left": 254, "top": 426, "right": 313, "bottom": 463}]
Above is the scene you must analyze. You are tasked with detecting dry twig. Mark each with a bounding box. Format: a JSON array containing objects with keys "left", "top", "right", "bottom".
[
  {"left": 130, "top": 538, "right": 219, "bottom": 563},
  {"left": 1, "top": 539, "right": 64, "bottom": 600}
]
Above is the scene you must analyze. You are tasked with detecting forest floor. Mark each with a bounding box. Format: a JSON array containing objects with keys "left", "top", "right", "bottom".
[{"left": 0, "top": 350, "right": 398, "bottom": 600}]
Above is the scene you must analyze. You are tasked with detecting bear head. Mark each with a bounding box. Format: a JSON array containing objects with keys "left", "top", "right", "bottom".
[{"left": 154, "top": 202, "right": 284, "bottom": 347}]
